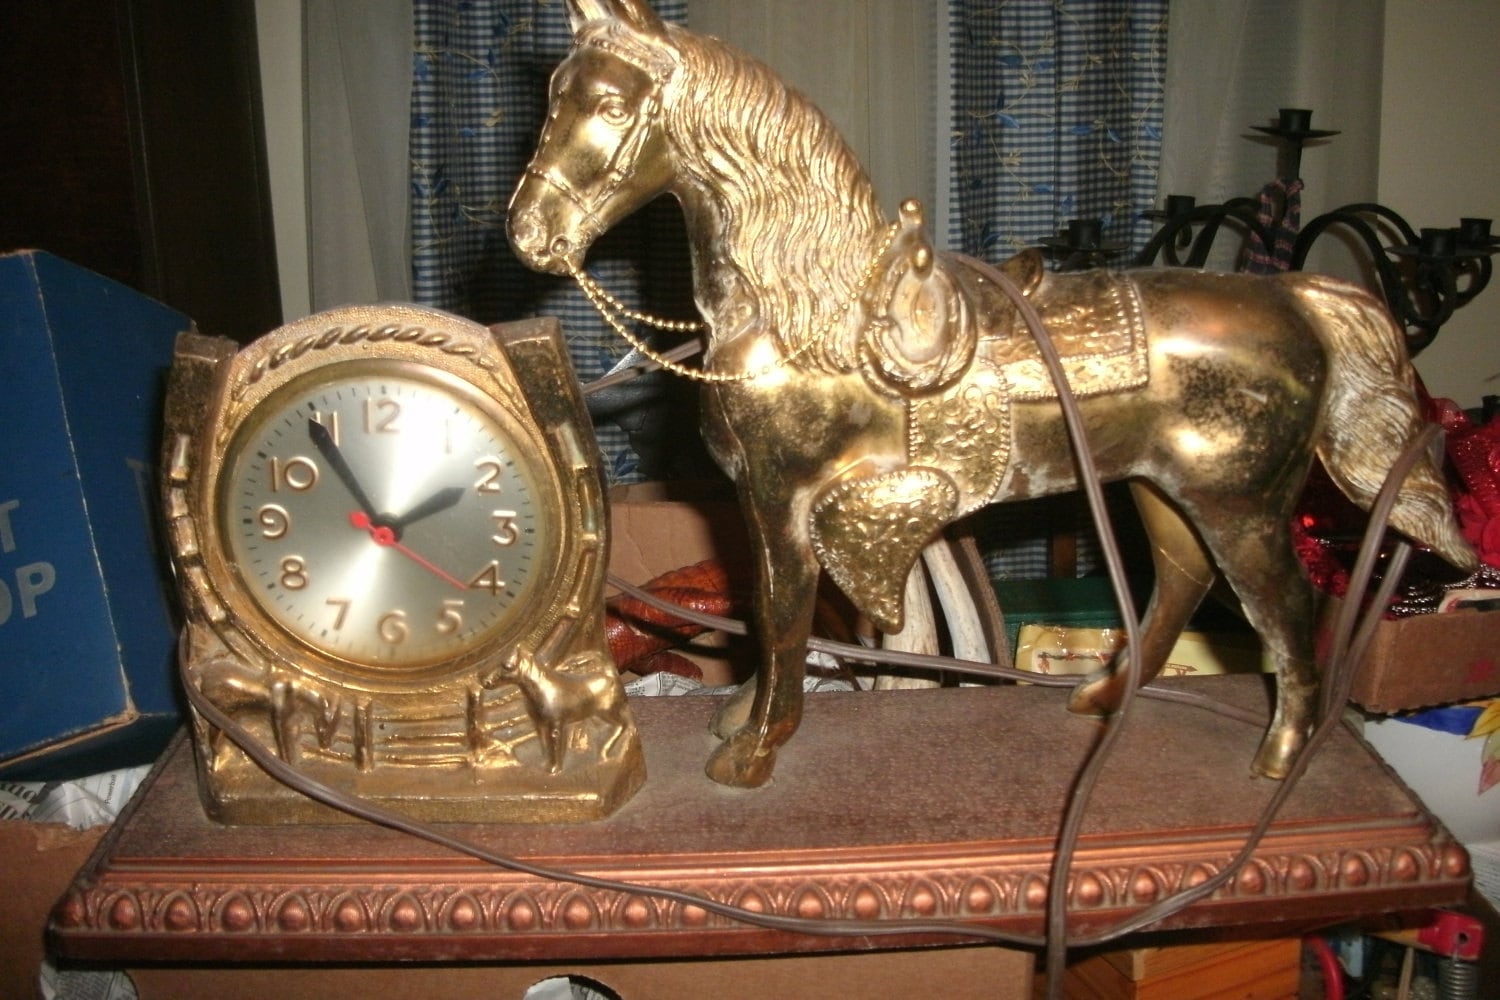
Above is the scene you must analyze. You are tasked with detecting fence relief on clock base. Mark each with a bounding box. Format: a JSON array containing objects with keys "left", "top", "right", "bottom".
[{"left": 175, "top": 622, "right": 646, "bottom": 826}]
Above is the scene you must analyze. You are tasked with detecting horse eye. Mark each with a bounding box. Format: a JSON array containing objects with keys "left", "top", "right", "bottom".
[{"left": 598, "top": 98, "right": 632, "bottom": 126}]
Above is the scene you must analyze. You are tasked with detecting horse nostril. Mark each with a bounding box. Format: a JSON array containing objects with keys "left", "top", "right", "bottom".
[{"left": 550, "top": 236, "right": 573, "bottom": 260}]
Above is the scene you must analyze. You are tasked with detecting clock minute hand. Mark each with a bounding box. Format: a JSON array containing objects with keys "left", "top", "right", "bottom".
[
  {"left": 307, "top": 418, "right": 380, "bottom": 519},
  {"left": 390, "top": 486, "right": 465, "bottom": 531}
]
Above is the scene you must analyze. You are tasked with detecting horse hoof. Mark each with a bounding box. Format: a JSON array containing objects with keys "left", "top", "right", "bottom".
[
  {"left": 1250, "top": 728, "right": 1304, "bottom": 780},
  {"left": 709, "top": 684, "right": 755, "bottom": 740},
  {"left": 705, "top": 735, "right": 776, "bottom": 788},
  {"left": 1066, "top": 671, "right": 1123, "bottom": 718}
]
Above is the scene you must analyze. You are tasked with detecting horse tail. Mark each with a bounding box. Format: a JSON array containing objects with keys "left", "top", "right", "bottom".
[{"left": 1290, "top": 273, "right": 1477, "bottom": 573}]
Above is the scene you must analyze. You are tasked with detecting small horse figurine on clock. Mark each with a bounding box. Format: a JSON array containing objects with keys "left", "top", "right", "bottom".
[{"left": 509, "top": 0, "right": 1476, "bottom": 788}]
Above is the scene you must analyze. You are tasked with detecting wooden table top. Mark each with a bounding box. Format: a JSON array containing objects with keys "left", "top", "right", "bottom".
[{"left": 49, "top": 677, "right": 1469, "bottom": 963}]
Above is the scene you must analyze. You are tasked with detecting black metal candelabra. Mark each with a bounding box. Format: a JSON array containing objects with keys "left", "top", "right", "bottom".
[
  {"left": 1037, "top": 218, "right": 1130, "bottom": 272},
  {"left": 1126, "top": 107, "right": 1497, "bottom": 357}
]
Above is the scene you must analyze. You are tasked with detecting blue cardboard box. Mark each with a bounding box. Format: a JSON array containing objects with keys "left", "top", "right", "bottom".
[{"left": 0, "top": 251, "right": 189, "bottom": 777}]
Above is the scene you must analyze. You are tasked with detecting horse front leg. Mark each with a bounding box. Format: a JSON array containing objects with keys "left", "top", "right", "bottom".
[{"left": 706, "top": 498, "right": 819, "bottom": 789}]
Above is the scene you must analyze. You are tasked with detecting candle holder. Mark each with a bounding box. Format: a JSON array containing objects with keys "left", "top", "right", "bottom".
[
  {"left": 1038, "top": 217, "right": 1129, "bottom": 270},
  {"left": 1458, "top": 217, "right": 1500, "bottom": 251},
  {"left": 1249, "top": 107, "right": 1340, "bottom": 180}
]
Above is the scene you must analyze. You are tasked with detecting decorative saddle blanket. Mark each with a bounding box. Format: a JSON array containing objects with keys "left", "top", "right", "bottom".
[{"left": 979, "top": 250, "right": 1151, "bottom": 402}]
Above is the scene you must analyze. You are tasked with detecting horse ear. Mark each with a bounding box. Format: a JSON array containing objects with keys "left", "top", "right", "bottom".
[
  {"left": 564, "top": 0, "right": 608, "bottom": 32},
  {"left": 565, "top": 0, "right": 665, "bottom": 35}
]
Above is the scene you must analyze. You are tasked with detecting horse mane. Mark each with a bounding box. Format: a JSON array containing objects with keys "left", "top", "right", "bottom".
[{"left": 649, "top": 24, "right": 887, "bottom": 368}]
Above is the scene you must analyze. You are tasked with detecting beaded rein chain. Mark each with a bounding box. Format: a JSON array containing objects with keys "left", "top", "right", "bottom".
[{"left": 569, "top": 221, "right": 901, "bottom": 385}]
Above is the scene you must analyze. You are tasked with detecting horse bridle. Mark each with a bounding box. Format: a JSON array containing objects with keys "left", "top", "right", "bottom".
[{"left": 522, "top": 33, "right": 673, "bottom": 239}]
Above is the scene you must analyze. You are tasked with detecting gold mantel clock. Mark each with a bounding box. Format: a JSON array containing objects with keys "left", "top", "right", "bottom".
[{"left": 161, "top": 305, "right": 643, "bottom": 824}]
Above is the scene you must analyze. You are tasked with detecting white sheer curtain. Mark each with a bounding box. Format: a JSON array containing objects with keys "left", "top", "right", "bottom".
[
  {"left": 298, "top": 1, "right": 936, "bottom": 318},
  {"left": 689, "top": 0, "right": 937, "bottom": 219},
  {"left": 1158, "top": 0, "right": 1386, "bottom": 275},
  {"left": 305, "top": 0, "right": 412, "bottom": 310},
  {"left": 294, "top": 1, "right": 1391, "bottom": 313}
]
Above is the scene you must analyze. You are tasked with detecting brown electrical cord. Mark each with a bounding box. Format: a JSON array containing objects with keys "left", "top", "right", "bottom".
[
  {"left": 180, "top": 264, "right": 1439, "bottom": 992},
  {"left": 967, "top": 258, "right": 1148, "bottom": 993},
  {"left": 602, "top": 573, "right": 1270, "bottom": 727}
]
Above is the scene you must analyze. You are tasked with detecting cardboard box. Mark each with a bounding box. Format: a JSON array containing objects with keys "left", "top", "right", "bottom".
[
  {"left": 1014, "top": 625, "right": 1271, "bottom": 678},
  {"left": 999, "top": 581, "right": 1500, "bottom": 714},
  {"left": 0, "top": 251, "right": 189, "bottom": 777},
  {"left": 0, "top": 820, "right": 107, "bottom": 1000},
  {"left": 1337, "top": 599, "right": 1500, "bottom": 714},
  {"left": 992, "top": 576, "right": 1252, "bottom": 655},
  {"left": 995, "top": 576, "right": 1268, "bottom": 682},
  {"left": 605, "top": 482, "right": 752, "bottom": 687},
  {"left": 1063, "top": 937, "right": 1300, "bottom": 1000},
  {"left": 606, "top": 481, "right": 750, "bottom": 584}
]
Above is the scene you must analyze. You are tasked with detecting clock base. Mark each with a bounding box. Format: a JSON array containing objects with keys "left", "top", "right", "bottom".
[{"left": 195, "top": 723, "right": 647, "bottom": 825}]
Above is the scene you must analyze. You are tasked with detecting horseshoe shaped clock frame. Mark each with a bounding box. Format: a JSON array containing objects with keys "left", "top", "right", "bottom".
[{"left": 161, "top": 305, "right": 643, "bottom": 823}]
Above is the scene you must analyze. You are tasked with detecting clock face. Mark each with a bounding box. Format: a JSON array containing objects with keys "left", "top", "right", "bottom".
[{"left": 219, "top": 363, "right": 554, "bottom": 671}]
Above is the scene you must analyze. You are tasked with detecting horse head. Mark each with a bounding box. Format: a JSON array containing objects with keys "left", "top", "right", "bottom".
[{"left": 508, "top": 0, "right": 678, "bottom": 275}]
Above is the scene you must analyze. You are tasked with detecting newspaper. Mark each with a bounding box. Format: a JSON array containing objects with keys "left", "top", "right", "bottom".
[
  {"left": 1, "top": 765, "right": 150, "bottom": 831},
  {"left": 1468, "top": 841, "right": 1500, "bottom": 910}
]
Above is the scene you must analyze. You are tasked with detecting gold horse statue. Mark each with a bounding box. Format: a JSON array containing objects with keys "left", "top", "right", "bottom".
[{"left": 509, "top": 0, "right": 1476, "bottom": 788}]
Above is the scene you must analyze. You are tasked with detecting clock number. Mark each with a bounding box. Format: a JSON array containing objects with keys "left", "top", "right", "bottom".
[
  {"left": 365, "top": 397, "right": 400, "bottom": 435},
  {"left": 257, "top": 504, "right": 291, "bottom": 540},
  {"left": 326, "top": 597, "right": 351, "bottom": 629},
  {"left": 469, "top": 562, "right": 504, "bottom": 596},
  {"left": 280, "top": 556, "right": 309, "bottom": 590},
  {"left": 436, "top": 599, "right": 464, "bottom": 634},
  {"left": 474, "top": 458, "right": 506, "bottom": 494},
  {"left": 311, "top": 410, "right": 340, "bottom": 446},
  {"left": 269, "top": 456, "right": 319, "bottom": 492},
  {"left": 491, "top": 511, "right": 518, "bottom": 546},
  {"left": 378, "top": 610, "right": 409, "bottom": 644}
]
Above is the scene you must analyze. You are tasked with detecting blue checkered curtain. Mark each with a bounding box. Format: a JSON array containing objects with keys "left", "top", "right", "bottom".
[
  {"left": 947, "top": 0, "right": 1168, "bottom": 264},
  {"left": 947, "top": 1, "right": 1169, "bottom": 580},
  {"left": 410, "top": 0, "right": 696, "bottom": 484}
]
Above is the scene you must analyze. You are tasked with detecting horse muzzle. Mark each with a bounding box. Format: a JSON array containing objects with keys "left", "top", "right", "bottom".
[
  {"left": 508, "top": 167, "right": 609, "bottom": 276},
  {"left": 507, "top": 203, "right": 577, "bottom": 275}
]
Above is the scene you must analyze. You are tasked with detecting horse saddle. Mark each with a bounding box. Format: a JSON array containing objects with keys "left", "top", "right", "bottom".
[
  {"left": 820, "top": 242, "right": 1149, "bottom": 634},
  {"left": 860, "top": 234, "right": 1149, "bottom": 403}
]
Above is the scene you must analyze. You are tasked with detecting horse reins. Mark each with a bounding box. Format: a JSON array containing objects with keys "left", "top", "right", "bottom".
[{"left": 570, "top": 220, "right": 901, "bottom": 384}]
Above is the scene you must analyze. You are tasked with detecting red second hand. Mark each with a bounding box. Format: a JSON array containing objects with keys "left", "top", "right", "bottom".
[{"left": 349, "top": 511, "right": 469, "bottom": 591}]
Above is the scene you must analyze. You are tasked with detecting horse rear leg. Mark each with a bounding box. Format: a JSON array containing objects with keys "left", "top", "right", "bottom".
[{"left": 1068, "top": 481, "right": 1214, "bottom": 718}]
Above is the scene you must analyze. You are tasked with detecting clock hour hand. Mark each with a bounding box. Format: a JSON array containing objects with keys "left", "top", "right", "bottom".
[
  {"left": 307, "top": 418, "right": 380, "bottom": 519},
  {"left": 390, "top": 486, "right": 465, "bottom": 532}
]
